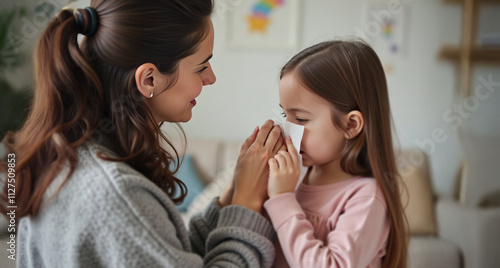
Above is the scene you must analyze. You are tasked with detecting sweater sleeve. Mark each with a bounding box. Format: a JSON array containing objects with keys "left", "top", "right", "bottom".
[
  {"left": 90, "top": 183, "right": 276, "bottom": 268},
  {"left": 189, "top": 199, "right": 277, "bottom": 267},
  {"left": 188, "top": 197, "right": 221, "bottom": 255},
  {"left": 204, "top": 205, "right": 277, "bottom": 267},
  {"left": 264, "top": 192, "right": 389, "bottom": 268}
]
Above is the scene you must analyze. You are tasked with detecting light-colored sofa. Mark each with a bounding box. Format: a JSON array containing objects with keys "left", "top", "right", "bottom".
[
  {"left": 1, "top": 138, "right": 499, "bottom": 268},
  {"left": 174, "top": 138, "right": 500, "bottom": 268}
]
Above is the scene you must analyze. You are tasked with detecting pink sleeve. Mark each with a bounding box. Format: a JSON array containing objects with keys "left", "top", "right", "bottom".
[{"left": 264, "top": 192, "right": 389, "bottom": 268}]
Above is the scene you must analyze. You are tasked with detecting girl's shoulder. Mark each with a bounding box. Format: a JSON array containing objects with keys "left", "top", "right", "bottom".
[
  {"left": 300, "top": 176, "right": 377, "bottom": 193},
  {"left": 344, "top": 177, "right": 387, "bottom": 205}
]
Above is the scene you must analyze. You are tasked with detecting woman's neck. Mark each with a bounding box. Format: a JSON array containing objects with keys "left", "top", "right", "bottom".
[{"left": 304, "top": 158, "right": 354, "bottom": 186}]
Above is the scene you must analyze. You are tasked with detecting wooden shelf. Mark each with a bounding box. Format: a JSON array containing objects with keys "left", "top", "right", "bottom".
[
  {"left": 439, "top": 0, "right": 500, "bottom": 96},
  {"left": 439, "top": 46, "right": 500, "bottom": 63}
]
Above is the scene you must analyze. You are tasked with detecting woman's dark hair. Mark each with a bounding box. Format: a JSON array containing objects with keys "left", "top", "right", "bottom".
[
  {"left": 0, "top": 0, "right": 214, "bottom": 218},
  {"left": 280, "top": 40, "right": 408, "bottom": 268}
]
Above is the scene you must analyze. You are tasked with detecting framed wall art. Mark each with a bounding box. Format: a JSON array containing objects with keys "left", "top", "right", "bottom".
[{"left": 225, "top": 0, "right": 300, "bottom": 49}]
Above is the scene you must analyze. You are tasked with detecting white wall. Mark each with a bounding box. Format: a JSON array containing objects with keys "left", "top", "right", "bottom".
[
  {"left": 179, "top": 0, "right": 500, "bottom": 197},
  {"left": 2, "top": 0, "right": 499, "bottom": 198}
]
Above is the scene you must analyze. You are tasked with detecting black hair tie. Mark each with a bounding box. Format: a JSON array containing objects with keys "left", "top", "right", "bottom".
[{"left": 74, "top": 7, "right": 98, "bottom": 37}]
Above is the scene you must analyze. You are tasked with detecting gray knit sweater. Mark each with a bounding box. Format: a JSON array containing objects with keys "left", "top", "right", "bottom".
[{"left": 17, "top": 141, "right": 275, "bottom": 267}]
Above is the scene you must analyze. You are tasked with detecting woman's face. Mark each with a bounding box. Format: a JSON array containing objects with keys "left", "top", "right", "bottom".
[
  {"left": 150, "top": 19, "right": 216, "bottom": 123},
  {"left": 279, "top": 72, "right": 347, "bottom": 167}
]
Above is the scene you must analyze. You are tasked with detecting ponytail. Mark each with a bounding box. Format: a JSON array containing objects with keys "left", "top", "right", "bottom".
[
  {"left": 0, "top": 9, "right": 103, "bottom": 217},
  {"left": 1, "top": 0, "right": 214, "bottom": 219}
]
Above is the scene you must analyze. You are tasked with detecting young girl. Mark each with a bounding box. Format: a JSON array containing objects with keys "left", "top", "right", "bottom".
[
  {"left": 265, "top": 40, "right": 408, "bottom": 268},
  {"left": 0, "top": 0, "right": 283, "bottom": 267}
]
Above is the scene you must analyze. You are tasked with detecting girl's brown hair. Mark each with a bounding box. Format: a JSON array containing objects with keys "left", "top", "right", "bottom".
[
  {"left": 281, "top": 40, "right": 408, "bottom": 268},
  {"left": 0, "top": 0, "right": 214, "bottom": 218}
]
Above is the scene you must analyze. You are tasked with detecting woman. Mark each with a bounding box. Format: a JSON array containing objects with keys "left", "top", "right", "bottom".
[{"left": 0, "top": 0, "right": 282, "bottom": 267}]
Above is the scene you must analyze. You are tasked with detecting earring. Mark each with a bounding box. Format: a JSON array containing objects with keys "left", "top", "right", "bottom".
[{"left": 149, "top": 92, "right": 154, "bottom": 98}]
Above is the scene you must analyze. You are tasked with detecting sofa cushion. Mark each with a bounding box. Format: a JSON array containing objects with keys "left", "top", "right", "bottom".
[
  {"left": 166, "top": 137, "right": 220, "bottom": 184},
  {"left": 171, "top": 154, "right": 206, "bottom": 212},
  {"left": 408, "top": 236, "right": 460, "bottom": 268},
  {"left": 218, "top": 141, "right": 243, "bottom": 172},
  {"left": 397, "top": 149, "right": 437, "bottom": 235},
  {"left": 458, "top": 130, "right": 500, "bottom": 207}
]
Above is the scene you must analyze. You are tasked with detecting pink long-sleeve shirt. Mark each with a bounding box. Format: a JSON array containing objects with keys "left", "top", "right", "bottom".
[{"left": 264, "top": 177, "right": 390, "bottom": 268}]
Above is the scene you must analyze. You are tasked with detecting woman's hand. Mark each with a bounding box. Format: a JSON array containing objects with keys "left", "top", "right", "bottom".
[
  {"left": 268, "top": 136, "right": 301, "bottom": 198},
  {"left": 230, "top": 120, "right": 284, "bottom": 213},
  {"left": 218, "top": 126, "right": 260, "bottom": 208}
]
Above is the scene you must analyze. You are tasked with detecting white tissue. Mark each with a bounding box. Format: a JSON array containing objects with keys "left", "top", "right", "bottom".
[{"left": 275, "top": 120, "right": 309, "bottom": 188}]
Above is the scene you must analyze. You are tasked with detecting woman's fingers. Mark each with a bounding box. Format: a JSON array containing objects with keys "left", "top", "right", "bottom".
[
  {"left": 238, "top": 126, "right": 259, "bottom": 161},
  {"left": 272, "top": 135, "right": 284, "bottom": 154},
  {"left": 263, "top": 125, "right": 281, "bottom": 150},
  {"left": 254, "top": 120, "right": 275, "bottom": 145}
]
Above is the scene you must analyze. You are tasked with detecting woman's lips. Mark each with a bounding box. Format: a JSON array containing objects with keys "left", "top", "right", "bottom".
[{"left": 190, "top": 99, "right": 197, "bottom": 106}]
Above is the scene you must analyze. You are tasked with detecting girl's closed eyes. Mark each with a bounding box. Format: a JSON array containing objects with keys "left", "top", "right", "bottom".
[{"left": 280, "top": 112, "right": 309, "bottom": 124}]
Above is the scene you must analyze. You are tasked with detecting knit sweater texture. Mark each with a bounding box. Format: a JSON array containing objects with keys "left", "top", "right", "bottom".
[{"left": 16, "top": 141, "right": 275, "bottom": 267}]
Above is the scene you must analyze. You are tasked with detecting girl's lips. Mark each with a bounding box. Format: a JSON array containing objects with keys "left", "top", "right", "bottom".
[{"left": 190, "top": 99, "right": 197, "bottom": 106}]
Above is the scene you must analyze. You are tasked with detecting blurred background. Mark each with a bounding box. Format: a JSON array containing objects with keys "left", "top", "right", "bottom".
[
  {"left": 2, "top": 0, "right": 498, "bottom": 202},
  {"left": 0, "top": 0, "right": 499, "bottom": 267}
]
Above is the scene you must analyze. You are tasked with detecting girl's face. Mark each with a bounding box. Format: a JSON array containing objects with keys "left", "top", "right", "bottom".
[
  {"left": 279, "top": 72, "right": 347, "bottom": 167},
  {"left": 150, "top": 19, "right": 216, "bottom": 123}
]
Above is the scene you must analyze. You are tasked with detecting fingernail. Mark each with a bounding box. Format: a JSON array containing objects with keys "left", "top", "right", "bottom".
[{"left": 253, "top": 126, "right": 259, "bottom": 135}]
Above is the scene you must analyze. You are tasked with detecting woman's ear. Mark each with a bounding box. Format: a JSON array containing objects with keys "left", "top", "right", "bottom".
[
  {"left": 344, "top": 110, "right": 364, "bottom": 139},
  {"left": 135, "top": 63, "right": 160, "bottom": 98}
]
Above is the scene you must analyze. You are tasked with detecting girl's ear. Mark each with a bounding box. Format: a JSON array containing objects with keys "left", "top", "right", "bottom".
[
  {"left": 344, "top": 110, "right": 364, "bottom": 139},
  {"left": 135, "top": 63, "right": 161, "bottom": 98}
]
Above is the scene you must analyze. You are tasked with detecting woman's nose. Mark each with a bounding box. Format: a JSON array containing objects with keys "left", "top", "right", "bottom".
[{"left": 202, "top": 65, "right": 216, "bottom": 86}]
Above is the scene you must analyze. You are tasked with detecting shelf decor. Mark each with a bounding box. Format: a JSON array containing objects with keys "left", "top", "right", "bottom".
[{"left": 438, "top": 0, "right": 500, "bottom": 96}]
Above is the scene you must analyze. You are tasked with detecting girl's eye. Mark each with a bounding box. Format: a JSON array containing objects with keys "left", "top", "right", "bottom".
[
  {"left": 197, "top": 66, "right": 208, "bottom": 73},
  {"left": 282, "top": 112, "right": 307, "bottom": 123}
]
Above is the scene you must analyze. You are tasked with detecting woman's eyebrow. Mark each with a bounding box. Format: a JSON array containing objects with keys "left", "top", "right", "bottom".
[
  {"left": 279, "top": 104, "right": 312, "bottom": 114},
  {"left": 197, "top": 54, "right": 213, "bottom": 65}
]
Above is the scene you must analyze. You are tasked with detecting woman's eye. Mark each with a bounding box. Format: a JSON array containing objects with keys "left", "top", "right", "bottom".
[
  {"left": 281, "top": 112, "right": 287, "bottom": 118},
  {"left": 197, "top": 66, "right": 208, "bottom": 73}
]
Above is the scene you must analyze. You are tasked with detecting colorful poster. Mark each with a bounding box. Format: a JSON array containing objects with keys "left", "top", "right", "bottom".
[
  {"left": 360, "top": 4, "right": 408, "bottom": 63},
  {"left": 225, "top": 0, "right": 300, "bottom": 49}
]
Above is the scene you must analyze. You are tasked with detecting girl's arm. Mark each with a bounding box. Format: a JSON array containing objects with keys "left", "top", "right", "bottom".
[
  {"left": 266, "top": 138, "right": 389, "bottom": 267},
  {"left": 265, "top": 192, "right": 389, "bottom": 268}
]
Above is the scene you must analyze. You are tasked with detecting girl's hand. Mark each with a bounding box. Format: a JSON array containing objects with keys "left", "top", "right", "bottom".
[
  {"left": 231, "top": 120, "right": 284, "bottom": 213},
  {"left": 268, "top": 136, "right": 301, "bottom": 198}
]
